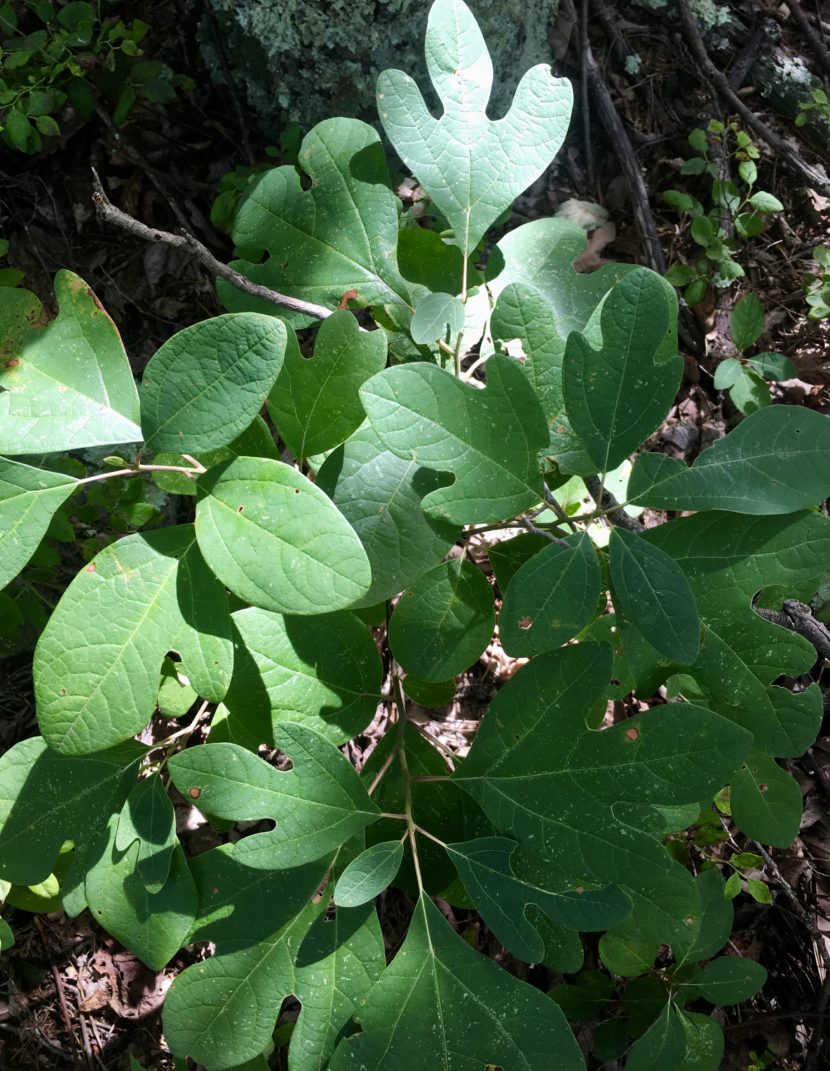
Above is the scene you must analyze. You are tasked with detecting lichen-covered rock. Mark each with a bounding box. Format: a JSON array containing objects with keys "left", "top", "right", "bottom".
[
  {"left": 201, "top": 0, "right": 560, "bottom": 138},
  {"left": 632, "top": 0, "right": 729, "bottom": 30}
]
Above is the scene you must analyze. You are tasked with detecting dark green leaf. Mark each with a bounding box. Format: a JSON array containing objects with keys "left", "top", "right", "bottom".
[
  {"left": 222, "top": 606, "right": 382, "bottom": 745},
  {"left": 35, "top": 528, "right": 233, "bottom": 754},
  {"left": 629, "top": 407, "right": 830, "bottom": 514},
  {"left": 730, "top": 294, "right": 764, "bottom": 351},
  {"left": 731, "top": 751, "right": 802, "bottom": 846},
  {"left": 499, "top": 532, "right": 600, "bottom": 657},
  {"left": 609, "top": 528, "right": 700, "bottom": 664},
  {"left": 563, "top": 269, "right": 682, "bottom": 473},
  {"left": 409, "top": 292, "right": 465, "bottom": 343},
  {"left": 683, "top": 956, "right": 767, "bottom": 1005},
  {"left": 317, "top": 422, "right": 459, "bottom": 607},
  {"left": 388, "top": 558, "right": 495, "bottom": 681},
  {"left": 330, "top": 894, "right": 584, "bottom": 1071}
]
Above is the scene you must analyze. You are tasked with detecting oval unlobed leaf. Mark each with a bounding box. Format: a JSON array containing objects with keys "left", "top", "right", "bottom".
[
  {"left": 499, "top": 531, "right": 600, "bottom": 657},
  {"left": 141, "top": 312, "right": 287, "bottom": 453},
  {"left": 378, "top": 0, "right": 573, "bottom": 259},
  {"left": 360, "top": 354, "right": 548, "bottom": 523},
  {"left": 195, "top": 456, "right": 371, "bottom": 615},
  {"left": 609, "top": 527, "right": 700, "bottom": 665},
  {"left": 35, "top": 527, "right": 233, "bottom": 755},
  {"left": 409, "top": 292, "right": 465, "bottom": 344},
  {"left": 0, "top": 271, "right": 141, "bottom": 453},
  {"left": 316, "top": 422, "right": 459, "bottom": 607},
  {"left": 389, "top": 558, "right": 495, "bottom": 682},
  {"left": 730, "top": 751, "right": 802, "bottom": 847},
  {"left": 223, "top": 606, "right": 382, "bottom": 745},
  {"left": 267, "top": 312, "right": 387, "bottom": 460},
  {"left": 0, "top": 457, "right": 77, "bottom": 588},
  {"left": 629, "top": 406, "right": 830, "bottom": 514},
  {"left": 334, "top": 841, "right": 404, "bottom": 907},
  {"left": 683, "top": 956, "right": 767, "bottom": 1006}
]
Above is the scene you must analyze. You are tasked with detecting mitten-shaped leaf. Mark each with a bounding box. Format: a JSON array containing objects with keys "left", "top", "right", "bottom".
[
  {"left": 168, "top": 725, "right": 380, "bottom": 869},
  {"left": 563, "top": 269, "right": 682, "bottom": 473},
  {"left": 644, "top": 511, "right": 830, "bottom": 758},
  {"left": 330, "top": 893, "right": 585, "bottom": 1071},
  {"left": 378, "top": 0, "right": 573, "bottom": 261},
  {"left": 222, "top": 119, "right": 412, "bottom": 325},
  {"left": 360, "top": 354, "right": 548, "bottom": 523},
  {"left": 446, "top": 838, "right": 630, "bottom": 963},
  {"left": 35, "top": 527, "right": 232, "bottom": 755},
  {"left": 453, "top": 644, "right": 752, "bottom": 944},
  {"left": 389, "top": 559, "right": 495, "bottom": 681},
  {"left": 0, "top": 736, "right": 141, "bottom": 891},
  {"left": 0, "top": 458, "right": 77, "bottom": 588},
  {"left": 195, "top": 457, "right": 371, "bottom": 615},
  {"left": 267, "top": 313, "right": 386, "bottom": 460},
  {"left": 499, "top": 532, "right": 600, "bottom": 657},
  {"left": 629, "top": 406, "right": 830, "bottom": 514},
  {"left": 140, "top": 313, "right": 286, "bottom": 453},
  {"left": 85, "top": 813, "right": 196, "bottom": 971},
  {"left": 163, "top": 845, "right": 327, "bottom": 1069},
  {"left": 317, "top": 422, "right": 459, "bottom": 606},
  {"left": 0, "top": 272, "right": 140, "bottom": 453},
  {"left": 609, "top": 527, "right": 700, "bottom": 664},
  {"left": 222, "top": 606, "right": 382, "bottom": 745}
]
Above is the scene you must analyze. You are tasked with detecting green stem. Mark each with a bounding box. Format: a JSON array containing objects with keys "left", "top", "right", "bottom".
[{"left": 393, "top": 674, "right": 425, "bottom": 893}]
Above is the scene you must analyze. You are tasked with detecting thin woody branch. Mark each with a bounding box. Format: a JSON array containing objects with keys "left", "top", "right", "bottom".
[
  {"left": 677, "top": 0, "right": 830, "bottom": 196},
  {"left": 90, "top": 169, "right": 333, "bottom": 322}
]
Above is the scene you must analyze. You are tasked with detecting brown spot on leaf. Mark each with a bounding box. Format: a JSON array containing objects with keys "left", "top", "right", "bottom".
[
  {"left": 4, "top": 358, "right": 20, "bottom": 368},
  {"left": 188, "top": 787, "right": 202, "bottom": 799},
  {"left": 625, "top": 726, "right": 639, "bottom": 741},
  {"left": 86, "top": 563, "right": 97, "bottom": 573},
  {"left": 59, "top": 688, "right": 66, "bottom": 696},
  {"left": 338, "top": 288, "right": 359, "bottom": 310},
  {"left": 518, "top": 616, "right": 533, "bottom": 630},
  {"left": 759, "top": 783, "right": 768, "bottom": 792},
  {"left": 684, "top": 915, "right": 695, "bottom": 925},
  {"left": 237, "top": 505, "right": 244, "bottom": 512}
]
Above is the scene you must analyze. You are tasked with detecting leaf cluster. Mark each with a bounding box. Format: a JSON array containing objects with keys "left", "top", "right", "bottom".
[
  {"left": 2, "top": 3, "right": 829, "bottom": 1069},
  {"left": 0, "top": 0, "right": 192, "bottom": 154}
]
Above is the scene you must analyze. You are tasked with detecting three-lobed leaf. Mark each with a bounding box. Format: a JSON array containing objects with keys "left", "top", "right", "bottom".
[
  {"left": 168, "top": 725, "right": 380, "bottom": 869},
  {"left": 331, "top": 893, "right": 585, "bottom": 1071},
  {"left": 378, "top": 0, "right": 573, "bottom": 261}
]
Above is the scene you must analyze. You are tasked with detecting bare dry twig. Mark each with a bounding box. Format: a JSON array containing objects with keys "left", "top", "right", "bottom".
[
  {"left": 90, "top": 169, "right": 333, "bottom": 322},
  {"left": 677, "top": 0, "right": 830, "bottom": 195}
]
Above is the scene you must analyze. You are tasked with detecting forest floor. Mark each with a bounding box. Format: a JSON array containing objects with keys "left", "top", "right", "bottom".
[{"left": 1, "top": 1, "right": 830, "bottom": 1069}]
